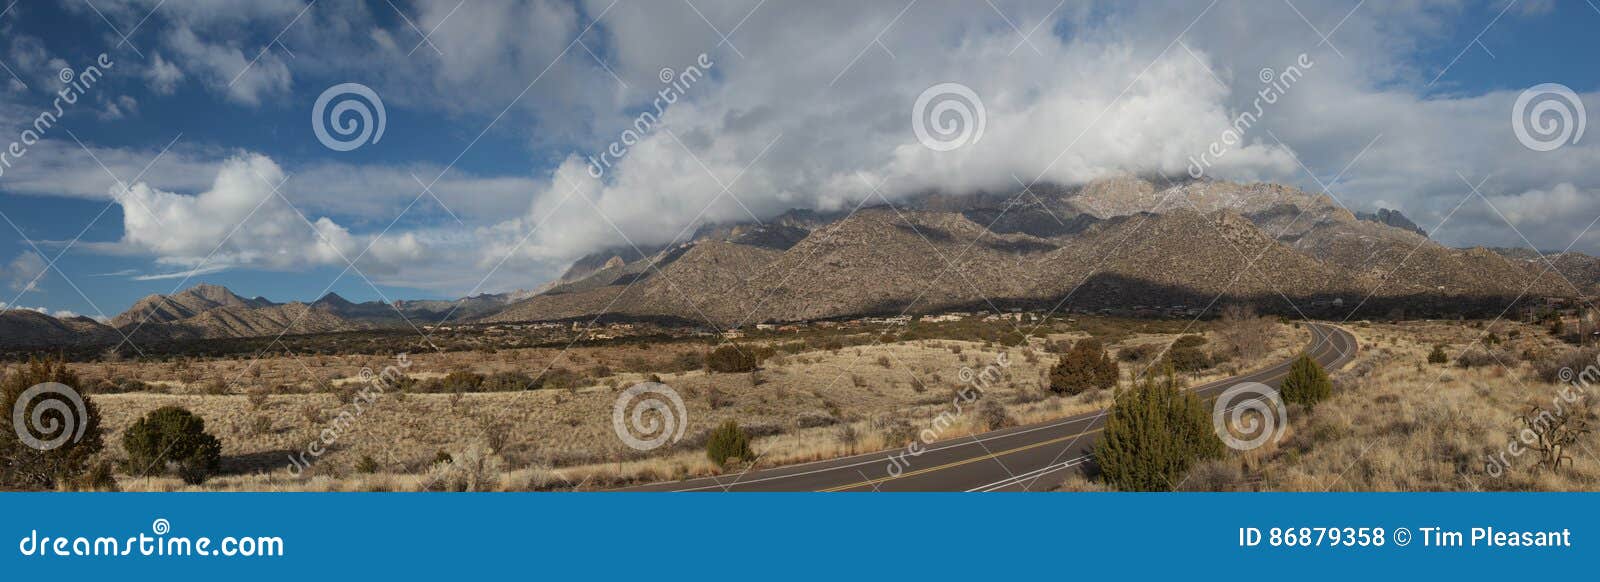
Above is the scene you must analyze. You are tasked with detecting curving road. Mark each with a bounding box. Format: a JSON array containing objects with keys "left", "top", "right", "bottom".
[{"left": 620, "top": 323, "right": 1358, "bottom": 492}]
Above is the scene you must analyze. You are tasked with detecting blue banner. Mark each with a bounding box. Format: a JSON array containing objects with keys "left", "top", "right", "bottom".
[{"left": 2, "top": 493, "right": 1593, "bottom": 579}]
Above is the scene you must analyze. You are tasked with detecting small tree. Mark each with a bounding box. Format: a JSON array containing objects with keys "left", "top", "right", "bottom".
[
  {"left": 705, "top": 345, "right": 758, "bottom": 373},
  {"left": 706, "top": 420, "right": 753, "bottom": 467},
  {"left": 1093, "top": 368, "right": 1224, "bottom": 491},
  {"left": 1, "top": 357, "right": 105, "bottom": 490},
  {"left": 1048, "top": 338, "right": 1118, "bottom": 395},
  {"left": 1280, "top": 354, "right": 1332, "bottom": 407},
  {"left": 1427, "top": 345, "right": 1449, "bottom": 365},
  {"left": 1515, "top": 401, "right": 1595, "bottom": 473},
  {"left": 122, "top": 406, "right": 222, "bottom": 485}
]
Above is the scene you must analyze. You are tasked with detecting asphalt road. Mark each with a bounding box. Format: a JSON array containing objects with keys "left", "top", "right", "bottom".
[{"left": 620, "top": 323, "right": 1358, "bottom": 492}]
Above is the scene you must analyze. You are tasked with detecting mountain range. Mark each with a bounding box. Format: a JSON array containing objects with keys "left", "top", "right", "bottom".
[{"left": 4, "top": 176, "right": 1595, "bottom": 349}]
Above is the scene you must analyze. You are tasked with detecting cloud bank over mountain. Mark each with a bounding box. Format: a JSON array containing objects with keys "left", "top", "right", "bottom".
[{"left": 4, "top": 0, "right": 1596, "bottom": 297}]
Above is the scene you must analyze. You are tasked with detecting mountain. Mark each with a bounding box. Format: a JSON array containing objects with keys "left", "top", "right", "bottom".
[
  {"left": 0, "top": 310, "right": 120, "bottom": 349},
  {"left": 6, "top": 177, "right": 1594, "bottom": 350},
  {"left": 390, "top": 290, "right": 537, "bottom": 324},
  {"left": 110, "top": 283, "right": 269, "bottom": 328},
  {"left": 109, "top": 284, "right": 378, "bottom": 343},
  {"left": 489, "top": 176, "right": 1579, "bottom": 326},
  {"left": 1356, "top": 208, "right": 1427, "bottom": 237}
]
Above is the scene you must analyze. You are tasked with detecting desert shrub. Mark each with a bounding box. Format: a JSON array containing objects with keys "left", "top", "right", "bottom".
[
  {"left": 880, "top": 419, "right": 918, "bottom": 447},
  {"left": 534, "top": 368, "right": 583, "bottom": 391},
  {"left": 425, "top": 446, "right": 502, "bottom": 491},
  {"left": 480, "top": 371, "right": 534, "bottom": 392},
  {"left": 1093, "top": 369, "right": 1223, "bottom": 491},
  {"left": 432, "top": 450, "right": 454, "bottom": 465},
  {"left": 752, "top": 345, "right": 778, "bottom": 362},
  {"left": 978, "top": 398, "right": 1011, "bottom": 430},
  {"left": 796, "top": 413, "right": 838, "bottom": 429},
  {"left": 478, "top": 417, "right": 511, "bottom": 454},
  {"left": 1117, "top": 343, "right": 1159, "bottom": 362},
  {"left": 836, "top": 424, "right": 860, "bottom": 447},
  {"left": 122, "top": 406, "right": 223, "bottom": 485},
  {"left": 1162, "top": 346, "right": 1213, "bottom": 372},
  {"left": 1048, "top": 338, "right": 1118, "bottom": 395},
  {"left": 248, "top": 415, "right": 273, "bottom": 435},
  {"left": 199, "top": 379, "right": 230, "bottom": 395},
  {"left": 87, "top": 376, "right": 152, "bottom": 394},
  {"left": 1427, "top": 345, "right": 1449, "bottom": 365},
  {"left": 1454, "top": 347, "right": 1503, "bottom": 369},
  {"left": 78, "top": 461, "right": 118, "bottom": 491},
  {"left": 1172, "top": 334, "right": 1208, "bottom": 349},
  {"left": 440, "top": 370, "right": 484, "bottom": 392},
  {"left": 1, "top": 357, "right": 105, "bottom": 490},
  {"left": 706, "top": 345, "right": 758, "bottom": 373},
  {"left": 355, "top": 455, "right": 380, "bottom": 474},
  {"left": 876, "top": 355, "right": 892, "bottom": 368},
  {"left": 706, "top": 420, "right": 754, "bottom": 467},
  {"left": 1539, "top": 348, "right": 1600, "bottom": 384},
  {"left": 246, "top": 388, "right": 270, "bottom": 409},
  {"left": 1280, "top": 354, "right": 1332, "bottom": 407},
  {"left": 1177, "top": 458, "right": 1247, "bottom": 492},
  {"left": 668, "top": 351, "right": 705, "bottom": 373},
  {"left": 706, "top": 386, "right": 733, "bottom": 409},
  {"left": 1514, "top": 401, "right": 1596, "bottom": 473}
]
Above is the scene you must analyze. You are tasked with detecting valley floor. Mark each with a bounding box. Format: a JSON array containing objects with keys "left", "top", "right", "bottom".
[{"left": 76, "top": 317, "right": 1298, "bottom": 491}]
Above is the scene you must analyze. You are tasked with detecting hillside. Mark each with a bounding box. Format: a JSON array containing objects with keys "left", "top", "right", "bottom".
[{"left": 490, "top": 177, "right": 1580, "bottom": 326}]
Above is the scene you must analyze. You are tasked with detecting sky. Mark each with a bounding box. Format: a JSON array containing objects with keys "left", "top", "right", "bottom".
[{"left": 0, "top": 0, "right": 1597, "bottom": 322}]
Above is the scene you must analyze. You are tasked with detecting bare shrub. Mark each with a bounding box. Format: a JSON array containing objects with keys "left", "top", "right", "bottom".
[
  {"left": 1217, "top": 304, "right": 1273, "bottom": 361},
  {"left": 978, "top": 398, "right": 1011, "bottom": 430}
]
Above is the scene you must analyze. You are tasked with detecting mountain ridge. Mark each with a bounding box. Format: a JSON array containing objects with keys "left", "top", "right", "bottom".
[{"left": 2, "top": 177, "right": 1592, "bottom": 349}]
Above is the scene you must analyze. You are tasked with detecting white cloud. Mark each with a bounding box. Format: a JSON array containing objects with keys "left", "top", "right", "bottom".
[
  {"left": 2, "top": 251, "right": 48, "bottom": 292},
  {"left": 108, "top": 154, "right": 428, "bottom": 276},
  {"left": 144, "top": 53, "right": 186, "bottom": 95},
  {"left": 165, "top": 26, "right": 291, "bottom": 106}
]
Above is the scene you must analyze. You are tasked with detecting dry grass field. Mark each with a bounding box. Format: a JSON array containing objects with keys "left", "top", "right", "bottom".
[
  {"left": 36, "top": 316, "right": 1301, "bottom": 491},
  {"left": 1146, "top": 319, "right": 1600, "bottom": 492}
]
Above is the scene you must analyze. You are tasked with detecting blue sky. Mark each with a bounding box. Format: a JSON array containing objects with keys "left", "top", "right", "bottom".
[{"left": 1, "top": 0, "right": 1597, "bottom": 321}]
